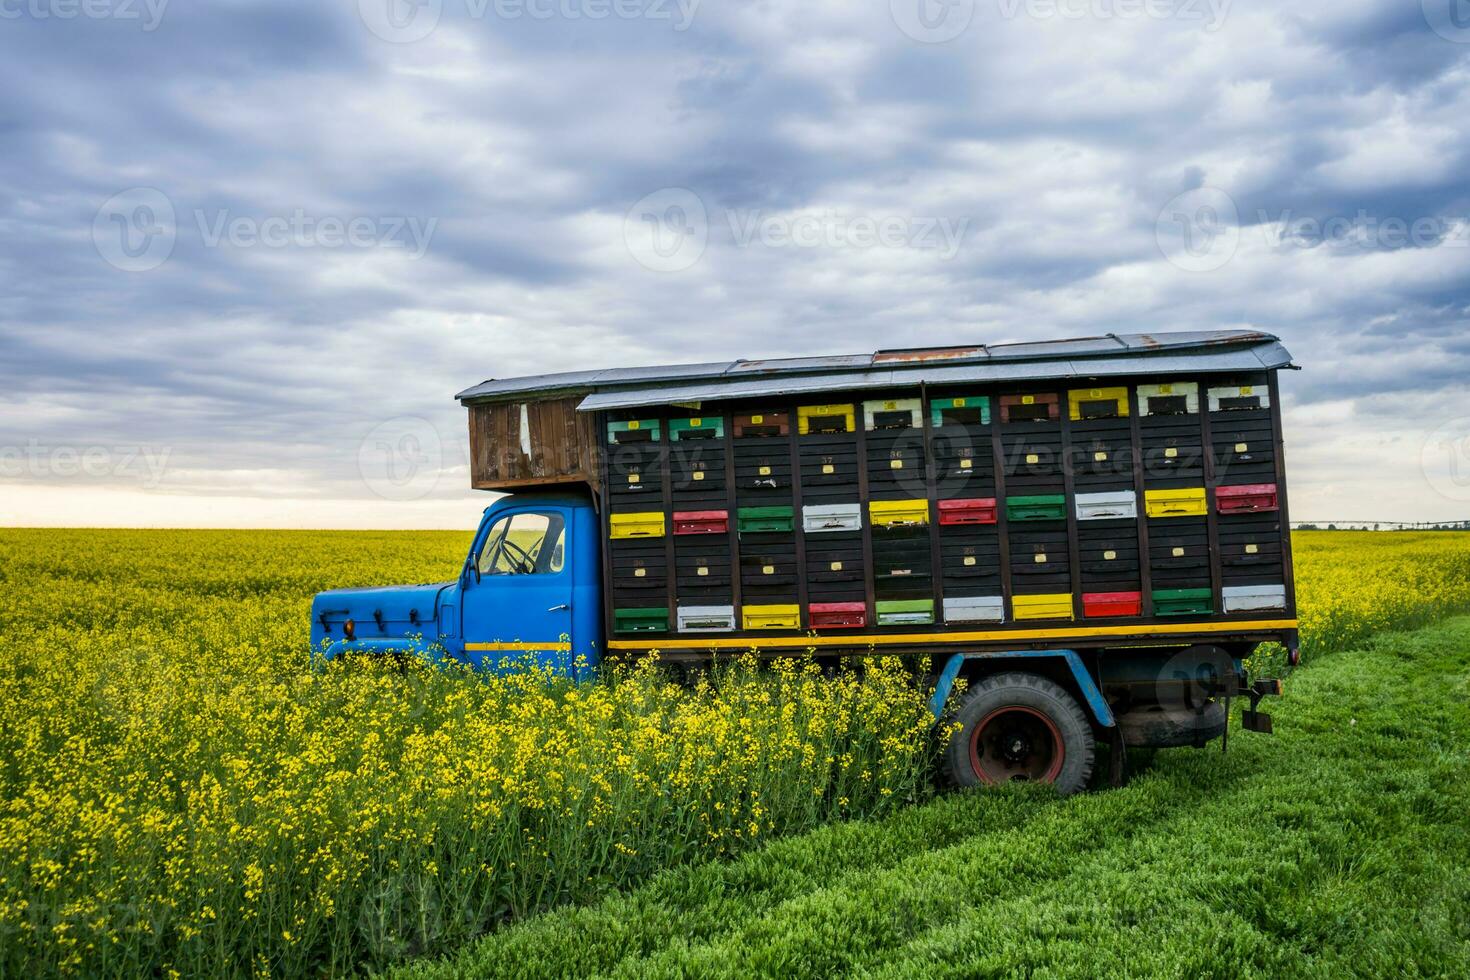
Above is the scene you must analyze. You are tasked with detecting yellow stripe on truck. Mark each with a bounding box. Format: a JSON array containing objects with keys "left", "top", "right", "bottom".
[
  {"left": 606, "top": 619, "right": 1298, "bottom": 651},
  {"left": 464, "top": 641, "right": 573, "bottom": 652}
]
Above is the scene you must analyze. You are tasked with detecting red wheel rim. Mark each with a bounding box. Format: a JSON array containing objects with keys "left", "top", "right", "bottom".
[{"left": 968, "top": 705, "right": 1065, "bottom": 784}]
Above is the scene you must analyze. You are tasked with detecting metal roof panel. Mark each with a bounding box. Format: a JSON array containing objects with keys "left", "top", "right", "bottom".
[
  {"left": 455, "top": 359, "right": 733, "bottom": 401},
  {"left": 578, "top": 369, "right": 904, "bottom": 411},
  {"left": 576, "top": 338, "right": 1293, "bottom": 412},
  {"left": 459, "top": 330, "right": 1289, "bottom": 405}
]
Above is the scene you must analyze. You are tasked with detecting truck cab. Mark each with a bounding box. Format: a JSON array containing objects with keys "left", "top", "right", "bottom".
[{"left": 311, "top": 490, "right": 603, "bottom": 673}]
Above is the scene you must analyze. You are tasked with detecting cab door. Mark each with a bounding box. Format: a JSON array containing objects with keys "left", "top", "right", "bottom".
[{"left": 459, "top": 505, "right": 575, "bottom": 672}]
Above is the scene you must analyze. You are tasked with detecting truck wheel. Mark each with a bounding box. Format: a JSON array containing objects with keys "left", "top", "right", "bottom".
[
  {"left": 1116, "top": 701, "right": 1227, "bottom": 748},
  {"left": 942, "top": 672, "right": 1095, "bottom": 796}
]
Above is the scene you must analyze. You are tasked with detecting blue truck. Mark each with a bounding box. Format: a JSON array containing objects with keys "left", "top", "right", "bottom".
[{"left": 313, "top": 330, "right": 1296, "bottom": 793}]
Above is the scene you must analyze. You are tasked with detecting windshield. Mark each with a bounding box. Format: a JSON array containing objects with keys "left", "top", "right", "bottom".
[{"left": 477, "top": 511, "right": 567, "bottom": 576}]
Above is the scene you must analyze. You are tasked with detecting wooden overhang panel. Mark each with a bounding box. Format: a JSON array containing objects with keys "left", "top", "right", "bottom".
[{"left": 467, "top": 396, "right": 602, "bottom": 494}]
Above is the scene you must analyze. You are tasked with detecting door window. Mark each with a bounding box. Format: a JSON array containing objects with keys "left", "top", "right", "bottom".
[{"left": 477, "top": 511, "right": 566, "bottom": 576}]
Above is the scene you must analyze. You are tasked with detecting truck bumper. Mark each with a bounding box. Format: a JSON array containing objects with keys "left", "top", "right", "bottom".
[{"left": 318, "top": 637, "right": 442, "bottom": 662}]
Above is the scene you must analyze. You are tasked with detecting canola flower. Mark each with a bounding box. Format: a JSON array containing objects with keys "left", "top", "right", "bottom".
[
  {"left": 0, "top": 530, "right": 935, "bottom": 978},
  {"left": 1290, "top": 531, "right": 1470, "bottom": 655},
  {"left": 1, "top": 528, "right": 1469, "bottom": 977}
]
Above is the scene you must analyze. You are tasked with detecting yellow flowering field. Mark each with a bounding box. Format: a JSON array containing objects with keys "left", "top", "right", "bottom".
[
  {"left": 1290, "top": 531, "right": 1470, "bottom": 655},
  {"left": 0, "top": 529, "right": 935, "bottom": 977},
  {"left": 1, "top": 528, "right": 1469, "bottom": 978}
]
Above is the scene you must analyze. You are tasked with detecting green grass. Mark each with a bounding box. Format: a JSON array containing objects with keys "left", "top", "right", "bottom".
[{"left": 393, "top": 615, "right": 1470, "bottom": 979}]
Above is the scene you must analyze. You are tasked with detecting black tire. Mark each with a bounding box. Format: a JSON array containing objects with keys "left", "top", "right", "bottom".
[
  {"left": 1116, "top": 701, "right": 1227, "bottom": 748},
  {"left": 942, "top": 672, "right": 1096, "bottom": 796}
]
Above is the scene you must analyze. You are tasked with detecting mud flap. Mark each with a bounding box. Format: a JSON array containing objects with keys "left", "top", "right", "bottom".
[
  {"left": 1241, "top": 709, "right": 1273, "bottom": 734},
  {"left": 1237, "top": 677, "right": 1281, "bottom": 736},
  {"left": 1107, "top": 728, "right": 1127, "bottom": 787}
]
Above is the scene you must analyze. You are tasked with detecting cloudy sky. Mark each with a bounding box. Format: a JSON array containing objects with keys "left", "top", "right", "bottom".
[{"left": 2, "top": 0, "right": 1469, "bottom": 528}]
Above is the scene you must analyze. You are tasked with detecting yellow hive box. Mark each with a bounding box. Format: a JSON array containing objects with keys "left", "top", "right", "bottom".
[
  {"left": 742, "top": 604, "right": 801, "bottom": 629},
  {"left": 1067, "top": 385, "right": 1130, "bottom": 420},
  {"left": 797, "top": 403, "right": 856, "bottom": 434},
  {"left": 608, "top": 512, "right": 666, "bottom": 539},
  {"left": 869, "top": 499, "right": 930, "bottom": 527},
  {"left": 1144, "top": 487, "right": 1208, "bottom": 518},
  {"left": 1011, "top": 593, "right": 1075, "bottom": 621}
]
